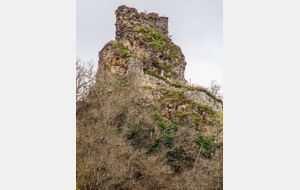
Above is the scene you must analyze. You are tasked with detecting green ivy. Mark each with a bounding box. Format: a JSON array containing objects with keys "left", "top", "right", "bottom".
[
  {"left": 147, "top": 138, "right": 161, "bottom": 153},
  {"left": 161, "top": 135, "right": 173, "bottom": 148},
  {"left": 194, "top": 133, "right": 213, "bottom": 158}
]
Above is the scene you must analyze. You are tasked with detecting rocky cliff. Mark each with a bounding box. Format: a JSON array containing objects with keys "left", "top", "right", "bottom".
[
  {"left": 98, "top": 5, "right": 222, "bottom": 112},
  {"left": 76, "top": 5, "right": 223, "bottom": 190}
]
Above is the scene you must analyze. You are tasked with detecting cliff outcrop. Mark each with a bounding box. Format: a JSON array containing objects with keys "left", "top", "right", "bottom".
[
  {"left": 98, "top": 5, "right": 222, "bottom": 112},
  {"left": 76, "top": 5, "right": 223, "bottom": 190}
]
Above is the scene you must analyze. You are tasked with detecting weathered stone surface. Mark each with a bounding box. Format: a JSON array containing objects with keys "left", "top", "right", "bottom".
[
  {"left": 109, "top": 5, "right": 187, "bottom": 85},
  {"left": 97, "top": 5, "right": 223, "bottom": 112},
  {"left": 139, "top": 74, "right": 223, "bottom": 112},
  {"left": 115, "top": 5, "right": 169, "bottom": 40}
]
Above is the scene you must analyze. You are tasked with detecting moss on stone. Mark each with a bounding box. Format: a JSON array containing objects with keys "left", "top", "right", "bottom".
[
  {"left": 158, "top": 62, "right": 171, "bottom": 72},
  {"left": 147, "top": 13, "right": 159, "bottom": 19},
  {"left": 174, "top": 110, "right": 188, "bottom": 118},
  {"left": 144, "top": 69, "right": 223, "bottom": 104},
  {"left": 106, "top": 40, "right": 132, "bottom": 58},
  {"left": 133, "top": 26, "right": 177, "bottom": 55},
  {"left": 142, "top": 85, "right": 153, "bottom": 90},
  {"left": 172, "top": 62, "right": 181, "bottom": 66},
  {"left": 133, "top": 26, "right": 187, "bottom": 82},
  {"left": 148, "top": 39, "right": 164, "bottom": 50}
]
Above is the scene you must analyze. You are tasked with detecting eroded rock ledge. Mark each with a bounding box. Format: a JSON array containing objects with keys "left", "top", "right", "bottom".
[{"left": 97, "top": 5, "right": 223, "bottom": 112}]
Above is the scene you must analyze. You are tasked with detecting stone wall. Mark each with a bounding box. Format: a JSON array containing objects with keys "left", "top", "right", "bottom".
[
  {"left": 141, "top": 75, "right": 223, "bottom": 113},
  {"left": 125, "top": 57, "right": 223, "bottom": 112},
  {"left": 113, "top": 6, "right": 187, "bottom": 85},
  {"left": 97, "top": 5, "right": 223, "bottom": 113},
  {"left": 115, "top": 5, "right": 169, "bottom": 41}
]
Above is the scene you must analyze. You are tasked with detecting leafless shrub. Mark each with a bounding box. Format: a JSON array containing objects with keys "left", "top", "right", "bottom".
[
  {"left": 76, "top": 58, "right": 97, "bottom": 102},
  {"left": 76, "top": 71, "right": 223, "bottom": 190},
  {"left": 217, "top": 93, "right": 223, "bottom": 100},
  {"left": 185, "top": 79, "right": 223, "bottom": 101},
  {"left": 76, "top": 71, "right": 158, "bottom": 189},
  {"left": 187, "top": 80, "right": 208, "bottom": 90},
  {"left": 208, "top": 79, "right": 222, "bottom": 97}
]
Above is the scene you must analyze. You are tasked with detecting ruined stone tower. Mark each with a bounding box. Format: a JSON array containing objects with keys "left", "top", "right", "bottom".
[{"left": 97, "top": 5, "right": 223, "bottom": 112}]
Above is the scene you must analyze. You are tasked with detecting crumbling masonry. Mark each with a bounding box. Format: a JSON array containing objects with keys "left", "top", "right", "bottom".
[{"left": 97, "top": 5, "right": 223, "bottom": 112}]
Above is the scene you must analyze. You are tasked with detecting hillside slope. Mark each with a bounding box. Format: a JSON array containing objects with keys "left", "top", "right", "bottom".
[{"left": 77, "top": 5, "right": 223, "bottom": 190}]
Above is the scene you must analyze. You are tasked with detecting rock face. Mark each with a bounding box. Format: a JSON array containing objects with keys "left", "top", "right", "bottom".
[
  {"left": 77, "top": 7, "right": 223, "bottom": 189},
  {"left": 98, "top": 5, "right": 223, "bottom": 112},
  {"left": 115, "top": 5, "right": 169, "bottom": 40}
]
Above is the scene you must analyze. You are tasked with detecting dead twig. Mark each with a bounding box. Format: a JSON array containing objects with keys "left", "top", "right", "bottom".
[{"left": 193, "top": 146, "right": 202, "bottom": 172}]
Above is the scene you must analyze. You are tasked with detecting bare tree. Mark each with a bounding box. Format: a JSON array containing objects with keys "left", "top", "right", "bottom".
[
  {"left": 208, "top": 80, "right": 222, "bottom": 98},
  {"left": 76, "top": 58, "right": 97, "bottom": 101},
  {"left": 217, "top": 93, "right": 223, "bottom": 100}
]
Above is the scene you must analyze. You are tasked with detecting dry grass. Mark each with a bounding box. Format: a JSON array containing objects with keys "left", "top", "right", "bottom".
[
  {"left": 76, "top": 71, "right": 223, "bottom": 190},
  {"left": 147, "top": 13, "right": 159, "bottom": 19}
]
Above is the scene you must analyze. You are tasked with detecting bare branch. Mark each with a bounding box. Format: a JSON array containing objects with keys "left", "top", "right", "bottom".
[
  {"left": 208, "top": 80, "right": 222, "bottom": 97},
  {"left": 76, "top": 58, "right": 97, "bottom": 101}
]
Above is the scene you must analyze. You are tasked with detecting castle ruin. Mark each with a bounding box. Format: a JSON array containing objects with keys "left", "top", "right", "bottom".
[{"left": 97, "top": 5, "right": 223, "bottom": 112}]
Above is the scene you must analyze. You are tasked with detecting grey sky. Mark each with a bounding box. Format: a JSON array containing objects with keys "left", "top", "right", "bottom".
[{"left": 77, "top": 0, "right": 223, "bottom": 92}]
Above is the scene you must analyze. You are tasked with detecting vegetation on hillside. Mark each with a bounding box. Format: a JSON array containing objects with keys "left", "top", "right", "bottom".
[
  {"left": 76, "top": 58, "right": 96, "bottom": 102},
  {"left": 77, "top": 6, "right": 223, "bottom": 190},
  {"left": 133, "top": 26, "right": 182, "bottom": 60},
  {"left": 76, "top": 67, "right": 223, "bottom": 189},
  {"left": 143, "top": 68, "right": 223, "bottom": 104},
  {"left": 128, "top": 26, "right": 223, "bottom": 103}
]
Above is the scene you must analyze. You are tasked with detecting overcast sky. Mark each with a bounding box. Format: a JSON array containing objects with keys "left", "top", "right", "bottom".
[{"left": 77, "top": 0, "right": 223, "bottom": 92}]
